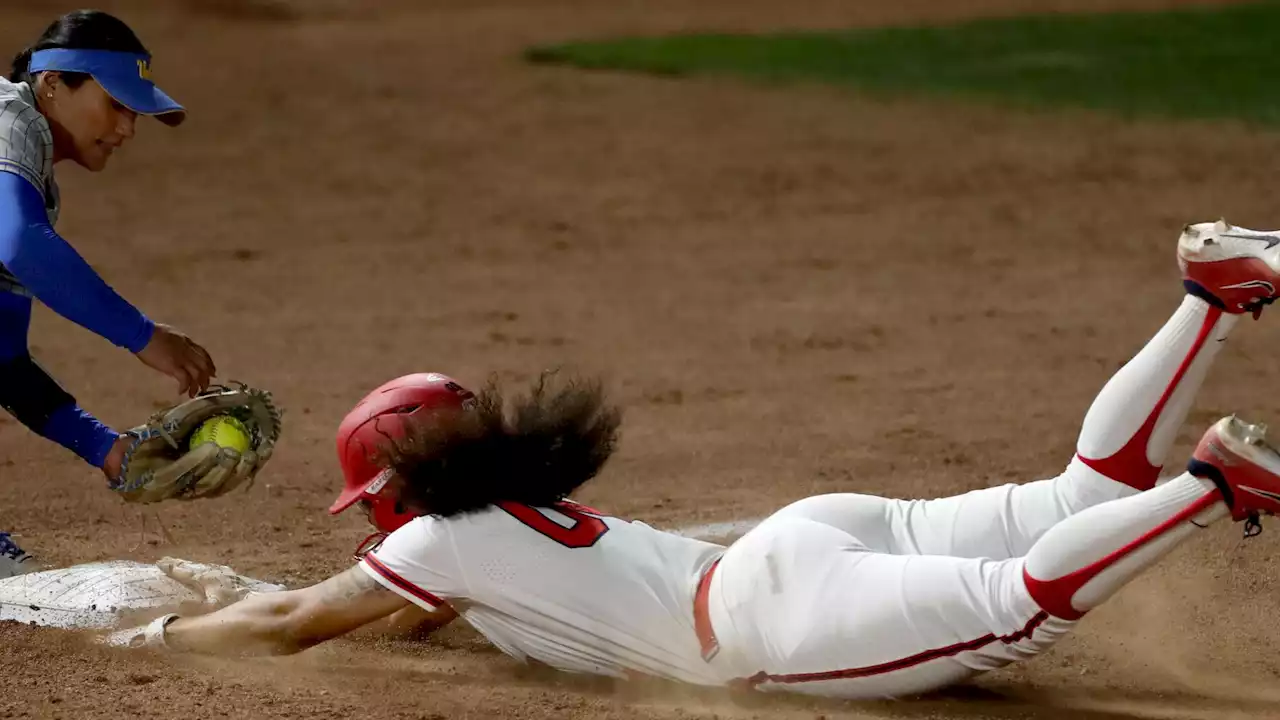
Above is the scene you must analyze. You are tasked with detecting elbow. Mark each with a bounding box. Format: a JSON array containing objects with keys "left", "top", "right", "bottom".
[
  {"left": 272, "top": 619, "right": 320, "bottom": 655},
  {"left": 269, "top": 597, "right": 336, "bottom": 655},
  {"left": 0, "top": 219, "right": 44, "bottom": 274},
  {"left": 0, "top": 225, "right": 25, "bottom": 274},
  {"left": 265, "top": 623, "right": 308, "bottom": 656},
  {"left": 268, "top": 620, "right": 313, "bottom": 656},
  {"left": 244, "top": 594, "right": 312, "bottom": 656}
]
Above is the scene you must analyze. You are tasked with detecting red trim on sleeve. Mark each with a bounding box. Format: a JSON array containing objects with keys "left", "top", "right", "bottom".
[{"left": 363, "top": 553, "right": 445, "bottom": 609}]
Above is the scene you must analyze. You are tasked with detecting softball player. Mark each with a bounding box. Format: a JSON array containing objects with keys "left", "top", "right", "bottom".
[
  {"left": 0, "top": 11, "right": 216, "bottom": 577},
  {"left": 113, "top": 220, "right": 1280, "bottom": 700}
]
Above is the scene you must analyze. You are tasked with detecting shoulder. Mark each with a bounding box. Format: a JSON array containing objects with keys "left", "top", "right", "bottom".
[
  {"left": 362, "top": 518, "right": 460, "bottom": 610},
  {"left": 369, "top": 516, "right": 451, "bottom": 562},
  {"left": 0, "top": 77, "right": 35, "bottom": 109},
  {"left": 0, "top": 78, "right": 52, "bottom": 189}
]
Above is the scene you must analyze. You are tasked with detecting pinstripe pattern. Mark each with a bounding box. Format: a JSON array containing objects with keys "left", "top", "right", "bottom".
[{"left": 0, "top": 78, "right": 60, "bottom": 297}]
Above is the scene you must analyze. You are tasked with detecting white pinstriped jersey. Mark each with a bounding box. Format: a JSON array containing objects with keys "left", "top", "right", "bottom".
[
  {"left": 0, "top": 77, "right": 59, "bottom": 296},
  {"left": 359, "top": 501, "right": 728, "bottom": 686},
  {"left": 0, "top": 78, "right": 58, "bottom": 223}
]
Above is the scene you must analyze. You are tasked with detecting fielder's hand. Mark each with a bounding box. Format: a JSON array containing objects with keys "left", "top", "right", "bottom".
[{"left": 135, "top": 323, "right": 216, "bottom": 398}]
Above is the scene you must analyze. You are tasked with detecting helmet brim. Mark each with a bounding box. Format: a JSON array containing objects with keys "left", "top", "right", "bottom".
[{"left": 328, "top": 483, "right": 370, "bottom": 515}]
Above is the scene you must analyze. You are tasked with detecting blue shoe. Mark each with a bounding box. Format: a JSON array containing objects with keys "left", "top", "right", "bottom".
[{"left": 0, "top": 533, "right": 35, "bottom": 579}]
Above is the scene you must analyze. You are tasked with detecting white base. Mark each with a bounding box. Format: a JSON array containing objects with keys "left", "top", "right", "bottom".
[{"left": 0, "top": 560, "right": 251, "bottom": 630}]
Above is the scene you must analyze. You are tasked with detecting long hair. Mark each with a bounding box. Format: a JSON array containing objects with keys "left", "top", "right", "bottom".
[{"left": 379, "top": 371, "right": 622, "bottom": 518}]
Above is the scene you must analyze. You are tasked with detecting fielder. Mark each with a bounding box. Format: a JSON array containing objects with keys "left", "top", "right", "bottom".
[
  {"left": 0, "top": 10, "right": 281, "bottom": 576},
  {"left": 110, "top": 219, "right": 1280, "bottom": 699}
]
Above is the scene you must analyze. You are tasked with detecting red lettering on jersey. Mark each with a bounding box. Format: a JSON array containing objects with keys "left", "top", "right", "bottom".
[{"left": 498, "top": 501, "right": 610, "bottom": 548}]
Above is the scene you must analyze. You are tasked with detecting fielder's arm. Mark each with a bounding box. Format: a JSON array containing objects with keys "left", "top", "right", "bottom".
[{"left": 158, "top": 565, "right": 457, "bottom": 656}]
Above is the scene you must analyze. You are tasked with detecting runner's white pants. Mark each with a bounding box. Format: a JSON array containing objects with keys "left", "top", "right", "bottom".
[{"left": 704, "top": 296, "right": 1236, "bottom": 698}]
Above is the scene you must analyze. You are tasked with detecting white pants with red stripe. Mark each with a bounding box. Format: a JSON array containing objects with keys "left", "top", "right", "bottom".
[{"left": 704, "top": 296, "right": 1238, "bottom": 699}]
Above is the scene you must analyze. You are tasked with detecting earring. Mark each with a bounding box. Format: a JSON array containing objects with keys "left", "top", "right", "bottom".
[{"left": 46, "top": 93, "right": 53, "bottom": 98}]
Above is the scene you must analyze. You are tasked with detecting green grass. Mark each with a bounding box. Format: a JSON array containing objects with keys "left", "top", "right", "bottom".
[{"left": 525, "top": 2, "right": 1280, "bottom": 124}]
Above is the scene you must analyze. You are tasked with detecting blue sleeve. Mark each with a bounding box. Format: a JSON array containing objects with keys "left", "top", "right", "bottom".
[
  {"left": 0, "top": 172, "right": 155, "bottom": 353},
  {"left": 41, "top": 402, "right": 120, "bottom": 469},
  {"left": 0, "top": 293, "right": 119, "bottom": 469}
]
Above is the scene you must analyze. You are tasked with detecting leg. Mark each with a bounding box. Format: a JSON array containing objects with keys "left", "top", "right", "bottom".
[
  {"left": 708, "top": 515, "right": 1072, "bottom": 700},
  {"left": 778, "top": 218, "right": 1280, "bottom": 559},
  {"left": 0, "top": 293, "right": 37, "bottom": 578},
  {"left": 710, "top": 469, "right": 1230, "bottom": 699},
  {"left": 778, "top": 294, "right": 1235, "bottom": 559},
  {"left": 1029, "top": 414, "right": 1280, "bottom": 618}
]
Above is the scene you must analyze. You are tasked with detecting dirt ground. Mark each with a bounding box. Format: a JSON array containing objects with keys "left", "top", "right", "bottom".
[{"left": 5, "top": 0, "right": 1280, "bottom": 717}]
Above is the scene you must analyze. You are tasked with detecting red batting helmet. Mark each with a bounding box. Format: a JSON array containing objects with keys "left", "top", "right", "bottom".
[{"left": 330, "top": 372, "right": 476, "bottom": 533}]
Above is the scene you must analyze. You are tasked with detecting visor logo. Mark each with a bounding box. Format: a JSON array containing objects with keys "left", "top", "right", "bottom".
[
  {"left": 366, "top": 468, "right": 395, "bottom": 495},
  {"left": 136, "top": 59, "right": 152, "bottom": 80}
]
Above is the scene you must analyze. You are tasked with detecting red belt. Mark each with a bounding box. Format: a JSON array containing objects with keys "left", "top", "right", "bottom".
[{"left": 693, "top": 559, "right": 721, "bottom": 662}]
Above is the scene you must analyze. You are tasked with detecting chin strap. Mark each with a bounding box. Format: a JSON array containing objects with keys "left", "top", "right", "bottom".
[{"left": 352, "top": 532, "right": 388, "bottom": 561}]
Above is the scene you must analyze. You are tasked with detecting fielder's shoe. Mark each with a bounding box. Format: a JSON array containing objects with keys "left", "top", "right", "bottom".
[
  {"left": 0, "top": 532, "right": 35, "bottom": 579},
  {"left": 1179, "top": 219, "right": 1280, "bottom": 318},
  {"left": 1187, "top": 416, "right": 1280, "bottom": 532}
]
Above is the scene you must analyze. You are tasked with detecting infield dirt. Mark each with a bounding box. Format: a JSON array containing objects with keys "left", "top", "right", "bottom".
[{"left": 3, "top": 1, "right": 1279, "bottom": 718}]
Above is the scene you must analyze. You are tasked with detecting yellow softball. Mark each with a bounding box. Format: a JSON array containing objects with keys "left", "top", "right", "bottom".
[{"left": 189, "top": 415, "right": 251, "bottom": 453}]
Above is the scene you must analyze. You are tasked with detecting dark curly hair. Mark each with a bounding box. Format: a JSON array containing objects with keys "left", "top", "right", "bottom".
[{"left": 378, "top": 371, "right": 622, "bottom": 518}]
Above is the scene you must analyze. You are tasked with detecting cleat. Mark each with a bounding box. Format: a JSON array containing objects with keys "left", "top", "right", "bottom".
[
  {"left": 1188, "top": 416, "right": 1280, "bottom": 523},
  {"left": 1178, "top": 220, "right": 1280, "bottom": 317},
  {"left": 1243, "top": 422, "right": 1268, "bottom": 445},
  {"left": 0, "top": 533, "right": 36, "bottom": 579}
]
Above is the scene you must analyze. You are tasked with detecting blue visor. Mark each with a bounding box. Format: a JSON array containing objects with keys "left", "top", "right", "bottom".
[{"left": 29, "top": 49, "right": 185, "bottom": 126}]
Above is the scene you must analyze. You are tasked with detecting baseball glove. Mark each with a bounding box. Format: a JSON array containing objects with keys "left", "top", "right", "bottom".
[{"left": 110, "top": 382, "right": 282, "bottom": 504}]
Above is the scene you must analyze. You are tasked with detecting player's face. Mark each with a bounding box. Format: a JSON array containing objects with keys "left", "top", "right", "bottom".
[{"left": 51, "top": 78, "right": 138, "bottom": 172}]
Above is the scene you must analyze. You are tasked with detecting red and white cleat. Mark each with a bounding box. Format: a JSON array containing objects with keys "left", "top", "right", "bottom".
[
  {"left": 1188, "top": 416, "right": 1280, "bottom": 530},
  {"left": 1179, "top": 219, "right": 1280, "bottom": 318}
]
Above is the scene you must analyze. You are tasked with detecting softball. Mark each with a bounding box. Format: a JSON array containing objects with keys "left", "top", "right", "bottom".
[{"left": 189, "top": 415, "right": 251, "bottom": 453}]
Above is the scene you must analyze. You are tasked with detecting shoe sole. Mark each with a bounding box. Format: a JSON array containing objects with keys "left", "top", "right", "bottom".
[
  {"left": 1215, "top": 416, "right": 1280, "bottom": 466},
  {"left": 1204, "top": 416, "right": 1280, "bottom": 514},
  {"left": 1178, "top": 221, "right": 1280, "bottom": 314},
  {"left": 1178, "top": 220, "right": 1280, "bottom": 265}
]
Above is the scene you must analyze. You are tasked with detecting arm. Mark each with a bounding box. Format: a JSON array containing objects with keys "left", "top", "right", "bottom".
[
  {"left": 0, "top": 296, "right": 120, "bottom": 470},
  {"left": 36, "top": 394, "right": 120, "bottom": 470},
  {"left": 368, "top": 603, "right": 459, "bottom": 641},
  {"left": 0, "top": 173, "right": 214, "bottom": 396},
  {"left": 0, "top": 171, "right": 154, "bottom": 352},
  {"left": 157, "top": 565, "right": 455, "bottom": 656}
]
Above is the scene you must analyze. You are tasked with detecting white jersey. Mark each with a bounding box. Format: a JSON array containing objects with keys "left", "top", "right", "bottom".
[
  {"left": 0, "top": 77, "right": 60, "bottom": 297},
  {"left": 360, "top": 501, "right": 728, "bottom": 686}
]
